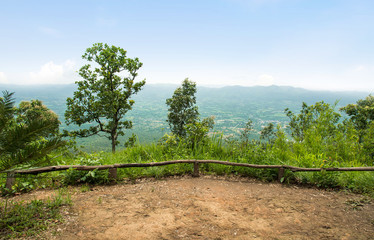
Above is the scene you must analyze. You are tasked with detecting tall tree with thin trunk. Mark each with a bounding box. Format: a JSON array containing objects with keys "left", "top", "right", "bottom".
[
  {"left": 166, "top": 78, "right": 199, "bottom": 137},
  {"left": 65, "top": 43, "right": 145, "bottom": 153}
]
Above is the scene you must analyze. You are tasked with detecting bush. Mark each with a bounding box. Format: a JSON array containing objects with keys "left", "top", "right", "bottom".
[{"left": 62, "top": 152, "right": 110, "bottom": 185}]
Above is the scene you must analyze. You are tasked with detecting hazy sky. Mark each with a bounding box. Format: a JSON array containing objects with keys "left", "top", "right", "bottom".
[{"left": 0, "top": 0, "right": 373, "bottom": 91}]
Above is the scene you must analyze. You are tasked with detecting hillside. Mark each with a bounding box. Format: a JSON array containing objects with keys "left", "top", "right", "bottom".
[{"left": 0, "top": 83, "right": 370, "bottom": 151}]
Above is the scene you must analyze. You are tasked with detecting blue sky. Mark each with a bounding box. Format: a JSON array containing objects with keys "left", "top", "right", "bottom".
[{"left": 0, "top": 0, "right": 373, "bottom": 91}]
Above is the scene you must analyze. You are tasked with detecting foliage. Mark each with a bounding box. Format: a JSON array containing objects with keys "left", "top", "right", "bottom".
[
  {"left": 16, "top": 99, "right": 60, "bottom": 136},
  {"left": 0, "top": 188, "right": 71, "bottom": 239},
  {"left": 340, "top": 95, "right": 374, "bottom": 135},
  {"left": 124, "top": 133, "right": 138, "bottom": 148},
  {"left": 284, "top": 101, "right": 366, "bottom": 163},
  {"left": 285, "top": 101, "right": 341, "bottom": 142},
  {"left": 341, "top": 95, "right": 374, "bottom": 160},
  {"left": 240, "top": 118, "right": 253, "bottom": 144},
  {"left": 0, "top": 91, "right": 15, "bottom": 132},
  {"left": 65, "top": 43, "right": 146, "bottom": 153},
  {"left": 158, "top": 133, "right": 179, "bottom": 149},
  {"left": 62, "top": 152, "right": 110, "bottom": 185},
  {"left": 166, "top": 79, "right": 199, "bottom": 137},
  {"left": 361, "top": 121, "right": 374, "bottom": 160},
  {"left": 1, "top": 176, "right": 39, "bottom": 196},
  {"left": 51, "top": 118, "right": 374, "bottom": 195},
  {"left": 184, "top": 116, "right": 215, "bottom": 149},
  {"left": 0, "top": 91, "right": 65, "bottom": 172},
  {"left": 260, "top": 122, "right": 276, "bottom": 143}
]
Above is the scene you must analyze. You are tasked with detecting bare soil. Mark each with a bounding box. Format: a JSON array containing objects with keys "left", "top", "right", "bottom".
[{"left": 7, "top": 176, "right": 374, "bottom": 239}]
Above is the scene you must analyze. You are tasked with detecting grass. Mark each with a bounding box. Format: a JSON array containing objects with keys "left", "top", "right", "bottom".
[
  {"left": 0, "top": 188, "right": 72, "bottom": 239},
  {"left": 1, "top": 132, "right": 373, "bottom": 197},
  {"left": 36, "top": 136, "right": 372, "bottom": 196}
]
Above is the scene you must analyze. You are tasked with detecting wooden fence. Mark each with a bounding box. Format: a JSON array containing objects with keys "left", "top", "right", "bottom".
[{"left": 4, "top": 159, "right": 374, "bottom": 189}]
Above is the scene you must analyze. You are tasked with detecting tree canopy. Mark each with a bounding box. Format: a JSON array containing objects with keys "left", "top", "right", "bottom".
[
  {"left": 340, "top": 95, "right": 374, "bottom": 137},
  {"left": 65, "top": 43, "right": 145, "bottom": 153},
  {"left": 341, "top": 95, "right": 374, "bottom": 158},
  {"left": 166, "top": 78, "right": 199, "bottom": 137},
  {"left": 260, "top": 122, "right": 276, "bottom": 143},
  {"left": 285, "top": 101, "right": 341, "bottom": 142},
  {"left": 17, "top": 99, "right": 60, "bottom": 136},
  {"left": 0, "top": 91, "right": 65, "bottom": 172}
]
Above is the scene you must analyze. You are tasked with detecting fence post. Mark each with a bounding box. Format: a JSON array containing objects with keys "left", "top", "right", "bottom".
[
  {"left": 5, "top": 172, "right": 15, "bottom": 189},
  {"left": 108, "top": 168, "right": 118, "bottom": 181},
  {"left": 278, "top": 167, "right": 285, "bottom": 183},
  {"left": 193, "top": 162, "right": 200, "bottom": 177}
]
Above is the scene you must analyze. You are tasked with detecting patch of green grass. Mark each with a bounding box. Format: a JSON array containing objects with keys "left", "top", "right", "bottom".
[
  {"left": 80, "top": 184, "right": 91, "bottom": 192},
  {"left": 0, "top": 188, "right": 72, "bottom": 239}
]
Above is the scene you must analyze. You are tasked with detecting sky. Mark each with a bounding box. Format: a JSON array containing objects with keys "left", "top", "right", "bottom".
[{"left": 0, "top": 0, "right": 373, "bottom": 92}]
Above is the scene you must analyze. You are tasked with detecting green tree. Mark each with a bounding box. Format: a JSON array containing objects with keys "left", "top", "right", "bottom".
[
  {"left": 361, "top": 121, "right": 374, "bottom": 159},
  {"left": 285, "top": 101, "right": 340, "bottom": 142},
  {"left": 240, "top": 118, "right": 254, "bottom": 144},
  {"left": 17, "top": 99, "right": 60, "bottom": 136},
  {"left": 166, "top": 78, "right": 199, "bottom": 137},
  {"left": 340, "top": 95, "right": 374, "bottom": 139},
  {"left": 184, "top": 116, "right": 215, "bottom": 149},
  {"left": 0, "top": 91, "right": 65, "bottom": 172},
  {"left": 284, "top": 101, "right": 356, "bottom": 158},
  {"left": 260, "top": 122, "right": 276, "bottom": 143},
  {"left": 65, "top": 43, "right": 145, "bottom": 153}
]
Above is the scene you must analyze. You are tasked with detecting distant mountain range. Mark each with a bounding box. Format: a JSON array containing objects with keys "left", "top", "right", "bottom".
[{"left": 0, "top": 83, "right": 370, "bottom": 151}]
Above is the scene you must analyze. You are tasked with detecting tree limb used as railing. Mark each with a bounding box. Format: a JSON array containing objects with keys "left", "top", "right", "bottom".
[
  {"left": 7, "top": 160, "right": 374, "bottom": 175},
  {"left": 3, "top": 159, "right": 374, "bottom": 189}
]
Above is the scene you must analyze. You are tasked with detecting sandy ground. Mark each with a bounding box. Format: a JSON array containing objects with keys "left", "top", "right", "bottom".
[{"left": 6, "top": 176, "right": 374, "bottom": 240}]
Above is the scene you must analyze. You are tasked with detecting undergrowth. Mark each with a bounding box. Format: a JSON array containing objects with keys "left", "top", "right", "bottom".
[
  {"left": 0, "top": 188, "right": 72, "bottom": 239},
  {"left": 1, "top": 136, "right": 373, "bottom": 196},
  {"left": 15, "top": 135, "right": 367, "bottom": 196}
]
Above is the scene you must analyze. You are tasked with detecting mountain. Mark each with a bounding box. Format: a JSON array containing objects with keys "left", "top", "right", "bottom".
[{"left": 0, "top": 83, "right": 370, "bottom": 151}]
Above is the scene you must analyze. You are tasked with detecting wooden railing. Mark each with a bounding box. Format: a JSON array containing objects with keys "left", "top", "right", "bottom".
[{"left": 4, "top": 159, "right": 374, "bottom": 189}]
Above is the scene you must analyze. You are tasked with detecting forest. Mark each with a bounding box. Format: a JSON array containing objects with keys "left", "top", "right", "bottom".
[{"left": 1, "top": 43, "right": 373, "bottom": 238}]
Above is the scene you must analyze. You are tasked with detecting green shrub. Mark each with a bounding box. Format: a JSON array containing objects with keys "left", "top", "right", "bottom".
[{"left": 62, "top": 152, "right": 109, "bottom": 185}]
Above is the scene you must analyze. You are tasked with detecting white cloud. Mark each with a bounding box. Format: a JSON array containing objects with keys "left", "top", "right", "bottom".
[
  {"left": 29, "top": 60, "right": 78, "bottom": 84},
  {"left": 354, "top": 65, "right": 365, "bottom": 72},
  {"left": 256, "top": 74, "right": 275, "bottom": 86},
  {"left": 0, "top": 72, "right": 9, "bottom": 84}
]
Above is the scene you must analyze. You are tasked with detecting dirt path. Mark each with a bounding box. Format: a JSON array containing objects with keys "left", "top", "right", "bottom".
[{"left": 10, "top": 176, "right": 374, "bottom": 239}]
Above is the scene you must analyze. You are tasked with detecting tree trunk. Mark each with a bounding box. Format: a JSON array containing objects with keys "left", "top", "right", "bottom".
[
  {"left": 111, "top": 140, "right": 116, "bottom": 153},
  {"left": 111, "top": 114, "right": 119, "bottom": 154},
  {"left": 6, "top": 172, "right": 15, "bottom": 189},
  {"left": 111, "top": 132, "right": 116, "bottom": 153}
]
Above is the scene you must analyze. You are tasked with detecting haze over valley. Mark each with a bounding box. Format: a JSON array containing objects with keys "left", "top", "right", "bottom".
[{"left": 1, "top": 83, "right": 369, "bottom": 151}]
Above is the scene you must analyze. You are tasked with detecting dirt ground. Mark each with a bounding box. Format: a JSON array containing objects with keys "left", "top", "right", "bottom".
[{"left": 8, "top": 176, "right": 374, "bottom": 240}]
